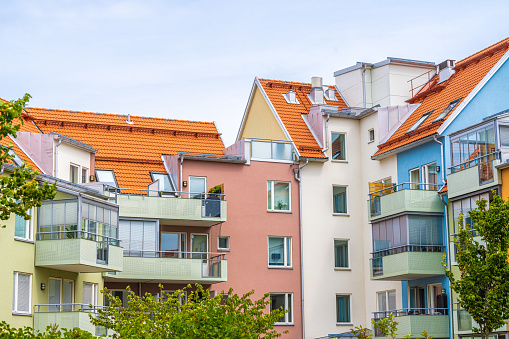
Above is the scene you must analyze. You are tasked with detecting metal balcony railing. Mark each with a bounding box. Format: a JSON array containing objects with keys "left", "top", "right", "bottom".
[
  {"left": 373, "top": 308, "right": 448, "bottom": 319},
  {"left": 34, "top": 303, "right": 106, "bottom": 313},
  {"left": 449, "top": 152, "right": 499, "bottom": 183},
  {"left": 369, "top": 183, "right": 439, "bottom": 217},
  {"left": 371, "top": 245, "right": 445, "bottom": 277}
]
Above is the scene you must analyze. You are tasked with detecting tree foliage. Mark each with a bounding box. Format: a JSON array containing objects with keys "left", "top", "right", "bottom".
[
  {"left": 0, "top": 94, "right": 56, "bottom": 226},
  {"left": 91, "top": 284, "right": 288, "bottom": 339},
  {"left": 443, "top": 193, "right": 509, "bottom": 339},
  {"left": 0, "top": 321, "right": 95, "bottom": 338}
]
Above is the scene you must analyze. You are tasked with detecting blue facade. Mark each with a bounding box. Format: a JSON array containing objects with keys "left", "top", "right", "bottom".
[{"left": 397, "top": 141, "right": 445, "bottom": 186}]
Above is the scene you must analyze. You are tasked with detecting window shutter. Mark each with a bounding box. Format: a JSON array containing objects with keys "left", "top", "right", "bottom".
[
  {"left": 143, "top": 221, "right": 157, "bottom": 255},
  {"left": 17, "top": 274, "right": 30, "bottom": 313}
]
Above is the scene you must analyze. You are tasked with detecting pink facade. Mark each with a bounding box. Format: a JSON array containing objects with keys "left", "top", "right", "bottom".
[{"left": 181, "top": 158, "right": 302, "bottom": 338}]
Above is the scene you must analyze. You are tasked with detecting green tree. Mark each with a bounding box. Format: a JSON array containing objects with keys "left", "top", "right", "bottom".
[
  {"left": 0, "top": 321, "right": 96, "bottom": 338},
  {"left": 0, "top": 94, "right": 56, "bottom": 226},
  {"left": 443, "top": 193, "right": 509, "bottom": 339},
  {"left": 91, "top": 284, "right": 288, "bottom": 339}
]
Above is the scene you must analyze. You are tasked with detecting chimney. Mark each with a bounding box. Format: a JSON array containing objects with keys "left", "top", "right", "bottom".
[
  {"left": 437, "top": 60, "right": 455, "bottom": 84},
  {"left": 310, "top": 76, "right": 325, "bottom": 105}
]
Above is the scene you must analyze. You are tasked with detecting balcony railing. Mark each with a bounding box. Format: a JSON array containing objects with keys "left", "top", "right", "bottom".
[
  {"left": 34, "top": 304, "right": 107, "bottom": 336},
  {"left": 373, "top": 308, "right": 449, "bottom": 338},
  {"left": 449, "top": 152, "right": 499, "bottom": 175},
  {"left": 374, "top": 308, "right": 448, "bottom": 319},
  {"left": 35, "top": 303, "right": 106, "bottom": 313},
  {"left": 371, "top": 245, "right": 445, "bottom": 277},
  {"left": 250, "top": 138, "right": 295, "bottom": 161}
]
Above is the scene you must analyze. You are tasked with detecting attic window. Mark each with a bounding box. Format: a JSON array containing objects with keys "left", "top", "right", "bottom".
[
  {"left": 95, "top": 169, "right": 118, "bottom": 188},
  {"left": 8, "top": 149, "right": 24, "bottom": 166},
  {"left": 150, "top": 172, "right": 175, "bottom": 192},
  {"left": 406, "top": 110, "right": 434, "bottom": 134},
  {"left": 433, "top": 98, "right": 462, "bottom": 122},
  {"left": 283, "top": 90, "right": 299, "bottom": 104},
  {"left": 325, "top": 87, "right": 338, "bottom": 101}
]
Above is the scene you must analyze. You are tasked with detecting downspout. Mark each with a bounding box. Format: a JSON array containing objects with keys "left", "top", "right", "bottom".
[
  {"left": 433, "top": 135, "right": 445, "bottom": 183},
  {"left": 362, "top": 64, "right": 367, "bottom": 108},
  {"left": 179, "top": 154, "right": 184, "bottom": 196},
  {"left": 440, "top": 193, "right": 454, "bottom": 339},
  {"left": 54, "top": 138, "right": 62, "bottom": 178},
  {"left": 294, "top": 159, "right": 309, "bottom": 339},
  {"left": 322, "top": 114, "right": 331, "bottom": 154}
]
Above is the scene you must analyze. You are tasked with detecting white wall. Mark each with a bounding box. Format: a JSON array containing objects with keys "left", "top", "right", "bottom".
[{"left": 55, "top": 140, "right": 92, "bottom": 183}]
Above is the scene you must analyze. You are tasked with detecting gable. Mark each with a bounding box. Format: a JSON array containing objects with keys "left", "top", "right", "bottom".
[{"left": 238, "top": 84, "right": 288, "bottom": 141}]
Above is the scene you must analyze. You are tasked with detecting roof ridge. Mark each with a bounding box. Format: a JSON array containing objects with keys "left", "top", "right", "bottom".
[
  {"left": 25, "top": 106, "right": 217, "bottom": 126},
  {"left": 258, "top": 78, "right": 335, "bottom": 88},
  {"left": 456, "top": 37, "right": 509, "bottom": 66}
]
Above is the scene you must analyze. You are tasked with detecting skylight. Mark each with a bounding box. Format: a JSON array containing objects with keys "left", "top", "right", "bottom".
[
  {"left": 8, "top": 149, "right": 24, "bottom": 166},
  {"left": 282, "top": 90, "right": 299, "bottom": 104},
  {"left": 150, "top": 172, "right": 175, "bottom": 192},
  {"left": 406, "top": 110, "right": 434, "bottom": 134},
  {"left": 433, "top": 98, "right": 462, "bottom": 122},
  {"left": 95, "top": 169, "right": 118, "bottom": 187}
]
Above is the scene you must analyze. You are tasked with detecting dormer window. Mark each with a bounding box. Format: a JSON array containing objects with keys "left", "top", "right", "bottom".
[
  {"left": 434, "top": 98, "right": 462, "bottom": 122},
  {"left": 7, "top": 149, "right": 24, "bottom": 166},
  {"left": 283, "top": 90, "right": 299, "bottom": 104},
  {"left": 150, "top": 172, "right": 175, "bottom": 192},
  {"left": 325, "top": 87, "right": 338, "bottom": 101},
  {"left": 95, "top": 169, "right": 118, "bottom": 187},
  {"left": 406, "top": 110, "right": 434, "bottom": 134}
]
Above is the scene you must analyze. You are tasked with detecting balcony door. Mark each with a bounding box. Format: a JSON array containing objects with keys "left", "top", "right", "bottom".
[
  {"left": 161, "top": 232, "right": 186, "bottom": 258},
  {"left": 409, "top": 168, "right": 420, "bottom": 189},
  {"left": 427, "top": 283, "right": 446, "bottom": 314},
  {"left": 191, "top": 234, "right": 208, "bottom": 259},
  {"left": 189, "top": 177, "right": 206, "bottom": 199},
  {"left": 409, "top": 286, "right": 425, "bottom": 314},
  {"left": 48, "top": 278, "right": 73, "bottom": 312},
  {"left": 422, "top": 162, "right": 437, "bottom": 190}
]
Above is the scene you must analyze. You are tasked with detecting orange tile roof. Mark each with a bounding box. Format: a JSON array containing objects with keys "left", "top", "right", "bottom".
[
  {"left": 374, "top": 37, "right": 509, "bottom": 158},
  {"left": 257, "top": 78, "right": 348, "bottom": 158},
  {"left": 438, "top": 183, "right": 448, "bottom": 194},
  {"left": 25, "top": 107, "right": 225, "bottom": 190}
]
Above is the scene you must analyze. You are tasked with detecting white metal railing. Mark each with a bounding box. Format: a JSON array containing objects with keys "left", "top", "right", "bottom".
[
  {"left": 373, "top": 308, "right": 448, "bottom": 318},
  {"left": 34, "top": 303, "right": 106, "bottom": 313}
]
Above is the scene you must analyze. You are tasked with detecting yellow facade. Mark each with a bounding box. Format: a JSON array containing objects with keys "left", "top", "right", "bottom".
[{"left": 501, "top": 167, "right": 509, "bottom": 200}]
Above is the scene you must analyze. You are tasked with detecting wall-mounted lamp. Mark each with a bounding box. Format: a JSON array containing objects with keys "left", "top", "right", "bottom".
[
  {"left": 436, "top": 166, "right": 441, "bottom": 173},
  {"left": 183, "top": 181, "right": 188, "bottom": 188},
  {"left": 41, "top": 283, "right": 46, "bottom": 291},
  {"left": 441, "top": 288, "right": 446, "bottom": 295},
  {"left": 89, "top": 175, "right": 96, "bottom": 182}
]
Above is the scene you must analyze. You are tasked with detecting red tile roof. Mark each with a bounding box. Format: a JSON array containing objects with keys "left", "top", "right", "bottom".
[
  {"left": 24, "top": 107, "right": 225, "bottom": 190},
  {"left": 374, "top": 37, "right": 509, "bottom": 158},
  {"left": 257, "top": 78, "right": 348, "bottom": 158}
]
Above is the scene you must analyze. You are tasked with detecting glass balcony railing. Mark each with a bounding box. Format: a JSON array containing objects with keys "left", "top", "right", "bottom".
[
  {"left": 34, "top": 304, "right": 107, "bottom": 336},
  {"left": 250, "top": 139, "right": 295, "bottom": 161}
]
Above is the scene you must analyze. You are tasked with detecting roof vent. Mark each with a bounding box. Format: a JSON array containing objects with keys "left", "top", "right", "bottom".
[
  {"left": 309, "top": 77, "right": 325, "bottom": 105},
  {"left": 437, "top": 60, "right": 455, "bottom": 84},
  {"left": 126, "top": 114, "right": 134, "bottom": 125},
  {"left": 283, "top": 89, "right": 299, "bottom": 104}
]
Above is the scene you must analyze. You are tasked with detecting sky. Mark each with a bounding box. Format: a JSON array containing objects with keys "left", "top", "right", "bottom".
[{"left": 2, "top": 0, "right": 509, "bottom": 146}]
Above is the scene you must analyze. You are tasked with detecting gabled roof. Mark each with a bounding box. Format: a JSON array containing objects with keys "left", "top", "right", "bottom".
[
  {"left": 255, "top": 78, "right": 348, "bottom": 158},
  {"left": 24, "top": 107, "right": 225, "bottom": 190},
  {"left": 373, "top": 37, "right": 509, "bottom": 158}
]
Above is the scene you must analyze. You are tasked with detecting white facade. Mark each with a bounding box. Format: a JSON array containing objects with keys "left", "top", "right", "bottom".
[{"left": 300, "top": 108, "right": 401, "bottom": 338}]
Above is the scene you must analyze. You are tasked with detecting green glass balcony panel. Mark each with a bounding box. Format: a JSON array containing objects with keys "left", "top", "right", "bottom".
[
  {"left": 374, "top": 315, "right": 449, "bottom": 338},
  {"left": 35, "top": 239, "right": 123, "bottom": 273},
  {"left": 116, "top": 195, "right": 227, "bottom": 226},
  {"left": 370, "top": 252, "right": 445, "bottom": 281},
  {"left": 104, "top": 256, "right": 227, "bottom": 284},
  {"left": 448, "top": 159, "right": 500, "bottom": 199},
  {"left": 453, "top": 309, "right": 506, "bottom": 335},
  {"left": 34, "top": 311, "right": 106, "bottom": 336},
  {"left": 368, "top": 189, "right": 443, "bottom": 222}
]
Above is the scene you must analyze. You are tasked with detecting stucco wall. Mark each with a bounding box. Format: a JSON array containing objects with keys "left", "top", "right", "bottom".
[{"left": 56, "top": 141, "right": 92, "bottom": 183}]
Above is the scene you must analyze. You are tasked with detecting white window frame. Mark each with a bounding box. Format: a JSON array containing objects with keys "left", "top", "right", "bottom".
[
  {"left": 82, "top": 167, "right": 89, "bottom": 184},
  {"left": 267, "top": 181, "right": 291, "bottom": 212},
  {"left": 368, "top": 129, "right": 375, "bottom": 143},
  {"left": 331, "top": 132, "right": 347, "bottom": 162},
  {"left": 268, "top": 236, "right": 292, "bottom": 268},
  {"left": 270, "top": 293, "right": 293, "bottom": 325},
  {"left": 14, "top": 207, "right": 34, "bottom": 242},
  {"left": 95, "top": 169, "right": 118, "bottom": 187},
  {"left": 69, "top": 163, "right": 80, "bottom": 184},
  {"left": 12, "top": 272, "right": 32, "bottom": 315},
  {"left": 334, "top": 238, "right": 350, "bottom": 270},
  {"left": 409, "top": 167, "right": 420, "bottom": 189},
  {"left": 217, "top": 236, "right": 230, "bottom": 251},
  {"left": 336, "top": 294, "right": 352, "bottom": 325},
  {"left": 377, "top": 290, "right": 397, "bottom": 313},
  {"left": 422, "top": 161, "right": 437, "bottom": 190},
  {"left": 83, "top": 282, "right": 98, "bottom": 307},
  {"left": 189, "top": 176, "right": 207, "bottom": 198},
  {"left": 332, "top": 185, "right": 348, "bottom": 215}
]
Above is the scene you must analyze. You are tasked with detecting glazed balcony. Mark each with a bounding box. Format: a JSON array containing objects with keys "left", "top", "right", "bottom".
[
  {"left": 447, "top": 152, "right": 501, "bottom": 199},
  {"left": 33, "top": 304, "right": 107, "bottom": 336},
  {"left": 370, "top": 246, "right": 445, "bottom": 281},
  {"left": 104, "top": 251, "right": 227, "bottom": 284},
  {"left": 368, "top": 183, "right": 443, "bottom": 222},
  {"left": 373, "top": 308, "right": 449, "bottom": 338},
  {"left": 110, "top": 188, "right": 227, "bottom": 227}
]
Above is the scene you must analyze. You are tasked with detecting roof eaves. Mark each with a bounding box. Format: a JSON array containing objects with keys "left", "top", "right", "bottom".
[
  {"left": 333, "top": 62, "right": 373, "bottom": 77},
  {"left": 437, "top": 46, "right": 509, "bottom": 135},
  {"left": 372, "top": 134, "right": 437, "bottom": 160},
  {"left": 50, "top": 131, "right": 98, "bottom": 153},
  {"left": 236, "top": 78, "right": 258, "bottom": 142}
]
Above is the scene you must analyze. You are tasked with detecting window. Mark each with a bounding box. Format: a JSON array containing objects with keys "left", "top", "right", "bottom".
[
  {"left": 336, "top": 295, "right": 351, "bottom": 323},
  {"left": 12, "top": 272, "right": 31, "bottom": 314},
  {"left": 119, "top": 220, "right": 157, "bottom": 257},
  {"left": 191, "top": 233, "right": 208, "bottom": 259},
  {"left": 334, "top": 240, "right": 349, "bottom": 268},
  {"left": 333, "top": 186, "right": 347, "bottom": 214},
  {"left": 218, "top": 236, "right": 230, "bottom": 251},
  {"left": 377, "top": 290, "right": 396, "bottom": 313},
  {"left": 268, "top": 237, "right": 291, "bottom": 267},
  {"left": 105, "top": 290, "right": 128, "bottom": 308},
  {"left": 83, "top": 282, "right": 98, "bottom": 308},
  {"left": 70, "top": 164, "right": 79, "bottom": 184},
  {"left": 331, "top": 133, "right": 346, "bottom": 160},
  {"left": 14, "top": 208, "right": 33, "bottom": 241},
  {"left": 82, "top": 168, "right": 88, "bottom": 184},
  {"left": 95, "top": 169, "right": 118, "bottom": 187},
  {"left": 151, "top": 172, "right": 175, "bottom": 192},
  {"left": 422, "top": 162, "right": 437, "bottom": 189},
  {"left": 434, "top": 98, "right": 461, "bottom": 122},
  {"left": 270, "top": 293, "right": 293, "bottom": 324},
  {"left": 189, "top": 176, "right": 206, "bottom": 198},
  {"left": 458, "top": 308, "right": 472, "bottom": 331},
  {"left": 452, "top": 192, "right": 490, "bottom": 234},
  {"left": 161, "top": 232, "right": 186, "bottom": 258},
  {"left": 406, "top": 111, "right": 433, "bottom": 133},
  {"left": 368, "top": 129, "right": 375, "bottom": 143},
  {"left": 8, "top": 149, "right": 24, "bottom": 166},
  {"left": 267, "top": 181, "right": 290, "bottom": 211},
  {"left": 409, "top": 168, "right": 420, "bottom": 189},
  {"left": 450, "top": 124, "right": 495, "bottom": 170},
  {"left": 282, "top": 90, "right": 299, "bottom": 104}
]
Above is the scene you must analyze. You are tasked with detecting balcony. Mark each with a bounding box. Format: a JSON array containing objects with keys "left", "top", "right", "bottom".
[
  {"left": 35, "top": 232, "right": 123, "bottom": 273},
  {"left": 112, "top": 190, "right": 227, "bottom": 227},
  {"left": 104, "top": 251, "right": 227, "bottom": 284},
  {"left": 34, "top": 304, "right": 107, "bottom": 336},
  {"left": 373, "top": 308, "right": 449, "bottom": 338},
  {"left": 368, "top": 183, "right": 443, "bottom": 222},
  {"left": 448, "top": 153, "right": 501, "bottom": 199},
  {"left": 370, "top": 246, "right": 445, "bottom": 281}
]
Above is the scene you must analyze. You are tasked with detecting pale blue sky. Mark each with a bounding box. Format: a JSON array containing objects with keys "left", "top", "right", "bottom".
[{"left": 2, "top": 0, "right": 508, "bottom": 145}]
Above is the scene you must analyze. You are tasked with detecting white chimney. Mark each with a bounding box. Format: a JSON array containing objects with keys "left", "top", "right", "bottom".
[
  {"left": 437, "top": 60, "right": 455, "bottom": 84},
  {"left": 310, "top": 77, "right": 325, "bottom": 104},
  {"left": 287, "top": 90, "right": 296, "bottom": 103}
]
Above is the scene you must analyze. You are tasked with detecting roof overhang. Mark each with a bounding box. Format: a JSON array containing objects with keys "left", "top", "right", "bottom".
[
  {"left": 371, "top": 134, "right": 438, "bottom": 160},
  {"left": 50, "top": 131, "right": 98, "bottom": 153}
]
